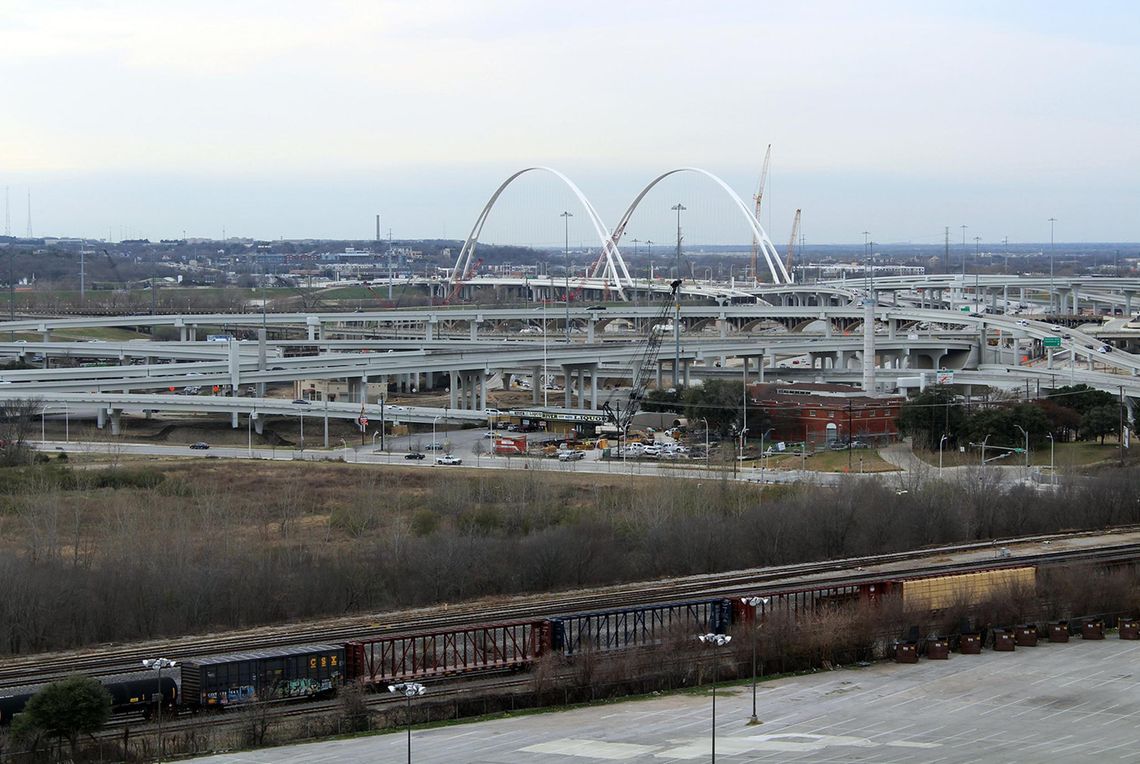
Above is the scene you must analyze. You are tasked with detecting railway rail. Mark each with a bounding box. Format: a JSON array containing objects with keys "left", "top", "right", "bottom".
[{"left": 2, "top": 526, "right": 1138, "bottom": 690}]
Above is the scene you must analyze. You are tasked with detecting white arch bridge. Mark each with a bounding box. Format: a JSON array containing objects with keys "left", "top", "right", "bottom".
[{"left": 450, "top": 167, "right": 792, "bottom": 298}]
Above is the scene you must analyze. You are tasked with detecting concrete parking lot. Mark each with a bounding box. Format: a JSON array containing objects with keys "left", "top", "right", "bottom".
[{"left": 189, "top": 637, "right": 1140, "bottom": 763}]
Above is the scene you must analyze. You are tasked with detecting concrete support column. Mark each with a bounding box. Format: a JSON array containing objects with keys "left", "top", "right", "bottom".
[
  {"left": 758, "top": 354, "right": 765, "bottom": 382},
  {"left": 532, "top": 366, "right": 541, "bottom": 404},
  {"left": 563, "top": 366, "right": 572, "bottom": 408},
  {"left": 97, "top": 407, "right": 106, "bottom": 429},
  {"left": 587, "top": 321, "right": 596, "bottom": 343},
  {"left": 254, "top": 415, "right": 264, "bottom": 435},
  {"left": 231, "top": 411, "right": 239, "bottom": 429},
  {"left": 590, "top": 366, "right": 598, "bottom": 409},
  {"left": 1072, "top": 289, "right": 1080, "bottom": 314},
  {"left": 683, "top": 360, "right": 691, "bottom": 387},
  {"left": 449, "top": 371, "right": 459, "bottom": 409},
  {"left": 888, "top": 319, "right": 897, "bottom": 339},
  {"left": 425, "top": 319, "right": 435, "bottom": 341},
  {"left": 180, "top": 326, "right": 188, "bottom": 342},
  {"left": 110, "top": 409, "right": 122, "bottom": 436},
  {"left": 470, "top": 321, "right": 479, "bottom": 341},
  {"left": 656, "top": 362, "right": 662, "bottom": 388},
  {"left": 577, "top": 368, "right": 587, "bottom": 407}
]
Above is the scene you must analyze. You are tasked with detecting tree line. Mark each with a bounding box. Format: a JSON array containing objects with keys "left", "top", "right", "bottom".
[
  {"left": 898, "top": 384, "right": 1126, "bottom": 451},
  {"left": 2, "top": 457, "right": 1139, "bottom": 656}
]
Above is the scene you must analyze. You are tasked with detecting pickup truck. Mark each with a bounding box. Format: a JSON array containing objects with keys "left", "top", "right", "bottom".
[{"left": 435, "top": 455, "right": 462, "bottom": 465}]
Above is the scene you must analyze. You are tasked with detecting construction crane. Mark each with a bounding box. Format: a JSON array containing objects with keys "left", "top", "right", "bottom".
[
  {"left": 442, "top": 257, "right": 482, "bottom": 305},
  {"left": 750, "top": 144, "right": 772, "bottom": 284},
  {"left": 601, "top": 279, "right": 682, "bottom": 434},
  {"left": 786, "top": 209, "right": 801, "bottom": 276}
]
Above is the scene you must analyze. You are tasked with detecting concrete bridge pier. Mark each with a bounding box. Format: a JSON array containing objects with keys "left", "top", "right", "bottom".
[
  {"left": 532, "top": 366, "right": 541, "bottom": 404},
  {"left": 231, "top": 411, "right": 239, "bottom": 429},
  {"left": 110, "top": 409, "right": 122, "bottom": 436},
  {"left": 97, "top": 407, "right": 106, "bottom": 429},
  {"left": 253, "top": 413, "right": 264, "bottom": 436}
]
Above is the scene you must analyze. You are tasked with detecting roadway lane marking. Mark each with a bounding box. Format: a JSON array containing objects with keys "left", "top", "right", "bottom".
[{"left": 519, "top": 739, "right": 655, "bottom": 759}]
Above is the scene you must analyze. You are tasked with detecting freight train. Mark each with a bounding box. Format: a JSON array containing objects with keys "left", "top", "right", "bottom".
[{"left": 0, "top": 568, "right": 1042, "bottom": 725}]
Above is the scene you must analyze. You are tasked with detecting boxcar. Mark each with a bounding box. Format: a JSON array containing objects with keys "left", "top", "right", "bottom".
[{"left": 181, "top": 644, "right": 346, "bottom": 709}]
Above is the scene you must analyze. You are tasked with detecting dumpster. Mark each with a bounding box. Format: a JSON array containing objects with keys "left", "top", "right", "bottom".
[
  {"left": 925, "top": 636, "right": 950, "bottom": 660},
  {"left": 1049, "top": 621, "right": 1069, "bottom": 643},
  {"left": 1081, "top": 619, "right": 1105, "bottom": 640},
  {"left": 894, "top": 642, "right": 919, "bottom": 664},
  {"left": 993, "top": 629, "right": 1016, "bottom": 651},
  {"left": 1014, "top": 624, "right": 1038, "bottom": 647},
  {"left": 959, "top": 632, "right": 982, "bottom": 654},
  {"left": 1118, "top": 617, "right": 1138, "bottom": 640}
]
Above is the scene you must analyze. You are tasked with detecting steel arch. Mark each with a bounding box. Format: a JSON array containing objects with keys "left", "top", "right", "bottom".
[
  {"left": 451, "top": 167, "right": 629, "bottom": 299},
  {"left": 599, "top": 167, "right": 792, "bottom": 285}
]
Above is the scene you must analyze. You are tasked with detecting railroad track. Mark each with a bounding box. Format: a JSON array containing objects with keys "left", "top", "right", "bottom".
[{"left": 3, "top": 526, "right": 1138, "bottom": 690}]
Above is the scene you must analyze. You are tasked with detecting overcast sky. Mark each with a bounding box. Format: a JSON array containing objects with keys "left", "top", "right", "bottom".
[{"left": 2, "top": 0, "right": 1138, "bottom": 247}]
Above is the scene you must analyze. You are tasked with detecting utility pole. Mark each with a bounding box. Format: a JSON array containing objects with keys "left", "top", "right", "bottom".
[
  {"left": 1121, "top": 386, "right": 1126, "bottom": 467},
  {"left": 960, "top": 224, "right": 967, "bottom": 277},
  {"left": 80, "top": 250, "right": 85, "bottom": 301},
  {"left": 671, "top": 203, "right": 686, "bottom": 278}
]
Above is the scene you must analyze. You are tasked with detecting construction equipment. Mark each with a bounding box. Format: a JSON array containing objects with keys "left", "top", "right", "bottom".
[
  {"left": 750, "top": 144, "right": 772, "bottom": 284},
  {"left": 442, "top": 257, "right": 482, "bottom": 305},
  {"left": 601, "top": 279, "right": 682, "bottom": 434},
  {"left": 786, "top": 209, "right": 801, "bottom": 276}
]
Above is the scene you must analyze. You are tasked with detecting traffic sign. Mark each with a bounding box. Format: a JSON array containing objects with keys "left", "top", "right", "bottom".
[
  {"left": 358, "top": 416, "right": 368, "bottom": 426},
  {"left": 1043, "top": 337, "right": 1061, "bottom": 347}
]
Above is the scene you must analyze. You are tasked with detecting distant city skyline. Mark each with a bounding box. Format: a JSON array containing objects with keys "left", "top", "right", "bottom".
[{"left": 2, "top": 1, "right": 1138, "bottom": 244}]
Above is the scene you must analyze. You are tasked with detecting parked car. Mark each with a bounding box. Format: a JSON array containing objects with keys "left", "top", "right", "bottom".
[
  {"left": 424, "top": 442, "right": 444, "bottom": 450},
  {"left": 189, "top": 442, "right": 210, "bottom": 450},
  {"left": 404, "top": 452, "right": 425, "bottom": 460},
  {"left": 435, "top": 455, "right": 462, "bottom": 465}
]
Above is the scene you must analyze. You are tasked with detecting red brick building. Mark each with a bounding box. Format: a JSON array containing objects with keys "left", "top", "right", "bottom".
[{"left": 748, "top": 382, "right": 903, "bottom": 446}]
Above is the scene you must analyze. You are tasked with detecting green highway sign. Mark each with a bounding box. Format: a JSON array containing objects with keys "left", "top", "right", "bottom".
[{"left": 1043, "top": 336, "right": 1062, "bottom": 347}]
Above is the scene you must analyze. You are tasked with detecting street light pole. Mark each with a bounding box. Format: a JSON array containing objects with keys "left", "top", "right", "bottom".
[
  {"left": 142, "top": 657, "right": 176, "bottom": 763},
  {"left": 1047, "top": 432, "right": 1055, "bottom": 485},
  {"left": 939, "top": 433, "right": 948, "bottom": 470},
  {"left": 759, "top": 428, "right": 774, "bottom": 483},
  {"left": 561, "top": 211, "right": 573, "bottom": 343},
  {"left": 1048, "top": 217, "right": 1057, "bottom": 313},
  {"left": 697, "top": 633, "right": 732, "bottom": 763},
  {"left": 1014, "top": 424, "right": 1029, "bottom": 467},
  {"left": 387, "top": 681, "right": 426, "bottom": 764},
  {"left": 740, "top": 597, "right": 769, "bottom": 724},
  {"left": 432, "top": 415, "right": 441, "bottom": 449},
  {"left": 700, "top": 417, "right": 710, "bottom": 474}
]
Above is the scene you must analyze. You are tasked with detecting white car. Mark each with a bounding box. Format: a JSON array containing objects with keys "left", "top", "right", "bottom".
[
  {"left": 1050, "top": 324, "right": 1063, "bottom": 331},
  {"left": 558, "top": 450, "right": 584, "bottom": 461},
  {"left": 435, "top": 455, "right": 462, "bottom": 465}
]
